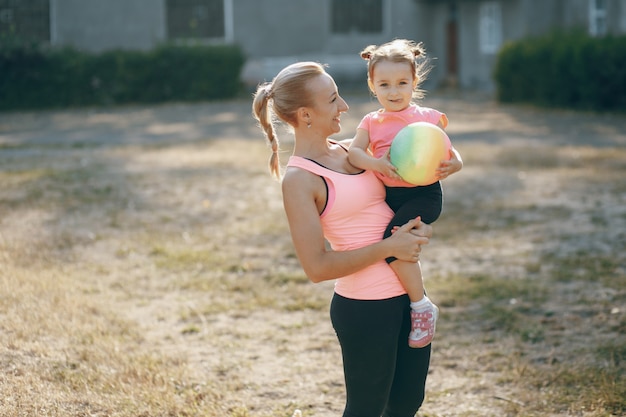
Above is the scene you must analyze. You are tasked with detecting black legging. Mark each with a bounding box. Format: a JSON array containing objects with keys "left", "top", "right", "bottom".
[
  {"left": 330, "top": 293, "right": 431, "bottom": 417},
  {"left": 384, "top": 182, "right": 443, "bottom": 263}
]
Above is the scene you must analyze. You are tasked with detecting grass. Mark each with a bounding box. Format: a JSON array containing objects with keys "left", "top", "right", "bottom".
[
  {"left": 0, "top": 96, "right": 625, "bottom": 416},
  {"left": 429, "top": 265, "right": 625, "bottom": 415},
  {"left": 1, "top": 266, "right": 223, "bottom": 416},
  {"left": 418, "top": 134, "right": 626, "bottom": 416}
]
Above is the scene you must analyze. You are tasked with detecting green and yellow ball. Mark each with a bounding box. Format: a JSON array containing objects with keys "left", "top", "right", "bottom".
[{"left": 389, "top": 122, "right": 451, "bottom": 186}]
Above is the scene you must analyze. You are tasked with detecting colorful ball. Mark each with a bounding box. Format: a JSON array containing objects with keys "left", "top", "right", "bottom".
[{"left": 389, "top": 122, "right": 451, "bottom": 186}]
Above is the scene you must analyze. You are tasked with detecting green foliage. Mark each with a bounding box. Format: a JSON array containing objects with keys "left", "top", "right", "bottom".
[
  {"left": 0, "top": 41, "right": 245, "bottom": 110},
  {"left": 494, "top": 29, "right": 626, "bottom": 111}
]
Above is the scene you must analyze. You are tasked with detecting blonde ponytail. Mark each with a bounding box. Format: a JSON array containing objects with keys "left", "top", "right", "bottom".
[
  {"left": 252, "top": 62, "right": 326, "bottom": 180},
  {"left": 252, "top": 83, "right": 281, "bottom": 179}
]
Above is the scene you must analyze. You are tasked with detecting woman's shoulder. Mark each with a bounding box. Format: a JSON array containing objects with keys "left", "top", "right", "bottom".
[
  {"left": 284, "top": 157, "right": 317, "bottom": 176},
  {"left": 282, "top": 162, "right": 320, "bottom": 191},
  {"left": 330, "top": 138, "right": 353, "bottom": 148}
]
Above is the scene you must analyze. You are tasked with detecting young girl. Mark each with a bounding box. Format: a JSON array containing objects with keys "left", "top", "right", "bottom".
[{"left": 348, "top": 39, "right": 463, "bottom": 348}]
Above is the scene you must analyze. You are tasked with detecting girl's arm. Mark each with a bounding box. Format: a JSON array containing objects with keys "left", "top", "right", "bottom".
[
  {"left": 436, "top": 145, "right": 463, "bottom": 180},
  {"left": 282, "top": 168, "right": 429, "bottom": 283},
  {"left": 348, "top": 129, "right": 398, "bottom": 178},
  {"left": 437, "top": 116, "right": 463, "bottom": 179}
]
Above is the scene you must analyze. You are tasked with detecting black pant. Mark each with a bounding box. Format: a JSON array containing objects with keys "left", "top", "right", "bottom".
[
  {"left": 330, "top": 293, "right": 431, "bottom": 417},
  {"left": 384, "top": 182, "right": 443, "bottom": 263}
]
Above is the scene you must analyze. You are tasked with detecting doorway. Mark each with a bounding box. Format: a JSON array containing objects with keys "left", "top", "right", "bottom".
[{"left": 445, "top": 2, "right": 459, "bottom": 88}]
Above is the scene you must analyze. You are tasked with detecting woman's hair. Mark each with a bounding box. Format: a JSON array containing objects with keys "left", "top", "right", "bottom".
[
  {"left": 252, "top": 61, "right": 326, "bottom": 179},
  {"left": 360, "top": 38, "right": 431, "bottom": 100}
]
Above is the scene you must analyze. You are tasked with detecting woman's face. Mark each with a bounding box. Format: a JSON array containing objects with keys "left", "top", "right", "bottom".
[
  {"left": 369, "top": 60, "right": 416, "bottom": 112},
  {"left": 306, "top": 73, "right": 349, "bottom": 135}
]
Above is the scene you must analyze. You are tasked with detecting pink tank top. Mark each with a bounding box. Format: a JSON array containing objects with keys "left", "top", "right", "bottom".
[
  {"left": 286, "top": 155, "right": 406, "bottom": 300},
  {"left": 358, "top": 104, "right": 448, "bottom": 187}
]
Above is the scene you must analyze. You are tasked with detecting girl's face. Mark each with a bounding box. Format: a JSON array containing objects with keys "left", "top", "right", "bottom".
[
  {"left": 306, "top": 73, "right": 349, "bottom": 135},
  {"left": 369, "top": 60, "right": 416, "bottom": 112}
]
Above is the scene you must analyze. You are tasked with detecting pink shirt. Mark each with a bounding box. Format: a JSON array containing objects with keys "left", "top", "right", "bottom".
[
  {"left": 358, "top": 104, "right": 448, "bottom": 187},
  {"left": 286, "top": 154, "right": 406, "bottom": 300}
]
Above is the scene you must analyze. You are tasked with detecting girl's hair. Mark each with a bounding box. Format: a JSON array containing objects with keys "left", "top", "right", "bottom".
[
  {"left": 360, "top": 38, "right": 431, "bottom": 100},
  {"left": 252, "top": 61, "right": 326, "bottom": 179}
]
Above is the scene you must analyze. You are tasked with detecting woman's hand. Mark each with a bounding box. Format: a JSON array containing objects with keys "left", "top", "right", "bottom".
[
  {"left": 410, "top": 217, "right": 432, "bottom": 239},
  {"left": 387, "top": 217, "right": 430, "bottom": 262}
]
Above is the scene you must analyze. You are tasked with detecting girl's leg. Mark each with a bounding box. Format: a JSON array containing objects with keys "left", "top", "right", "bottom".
[
  {"left": 384, "top": 182, "right": 443, "bottom": 226},
  {"left": 389, "top": 260, "right": 437, "bottom": 348},
  {"left": 385, "top": 185, "right": 442, "bottom": 348},
  {"left": 389, "top": 258, "right": 424, "bottom": 302},
  {"left": 383, "top": 182, "right": 443, "bottom": 263},
  {"left": 330, "top": 293, "right": 409, "bottom": 417}
]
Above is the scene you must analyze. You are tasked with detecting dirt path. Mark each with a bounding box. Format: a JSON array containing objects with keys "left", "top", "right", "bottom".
[
  {"left": 2, "top": 92, "right": 624, "bottom": 149},
  {"left": 1, "top": 93, "right": 624, "bottom": 417}
]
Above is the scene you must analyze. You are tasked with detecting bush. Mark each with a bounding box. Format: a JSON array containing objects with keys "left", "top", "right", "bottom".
[
  {"left": 494, "top": 30, "right": 626, "bottom": 111},
  {"left": 0, "top": 41, "right": 246, "bottom": 110}
]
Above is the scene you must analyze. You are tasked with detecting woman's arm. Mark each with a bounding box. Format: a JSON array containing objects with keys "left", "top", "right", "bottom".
[{"left": 282, "top": 168, "right": 429, "bottom": 283}]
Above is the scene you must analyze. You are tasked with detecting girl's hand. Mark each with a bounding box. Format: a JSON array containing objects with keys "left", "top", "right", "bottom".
[
  {"left": 436, "top": 147, "right": 463, "bottom": 180},
  {"left": 377, "top": 150, "right": 402, "bottom": 180}
]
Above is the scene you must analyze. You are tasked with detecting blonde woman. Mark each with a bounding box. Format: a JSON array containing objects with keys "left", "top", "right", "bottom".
[{"left": 253, "top": 61, "right": 433, "bottom": 417}]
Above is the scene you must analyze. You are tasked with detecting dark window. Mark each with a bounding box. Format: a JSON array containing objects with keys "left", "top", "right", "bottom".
[
  {"left": 166, "top": 0, "right": 224, "bottom": 39},
  {"left": 331, "top": 0, "right": 383, "bottom": 34},
  {"left": 0, "top": 0, "right": 50, "bottom": 42}
]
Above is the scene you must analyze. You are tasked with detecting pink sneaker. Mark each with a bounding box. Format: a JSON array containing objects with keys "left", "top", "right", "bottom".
[{"left": 408, "top": 301, "right": 439, "bottom": 348}]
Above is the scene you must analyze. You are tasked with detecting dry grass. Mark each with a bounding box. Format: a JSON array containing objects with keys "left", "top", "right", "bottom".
[{"left": 0, "top": 94, "right": 624, "bottom": 416}]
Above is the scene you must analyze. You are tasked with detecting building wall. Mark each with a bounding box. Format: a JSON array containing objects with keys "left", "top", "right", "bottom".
[
  {"left": 232, "top": 0, "right": 326, "bottom": 58},
  {"left": 43, "top": 0, "right": 626, "bottom": 92},
  {"left": 413, "top": 3, "right": 449, "bottom": 91},
  {"left": 230, "top": 0, "right": 423, "bottom": 58},
  {"left": 235, "top": 0, "right": 425, "bottom": 90},
  {"left": 52, "top": 0, "right": 166, "bottom": 52}
]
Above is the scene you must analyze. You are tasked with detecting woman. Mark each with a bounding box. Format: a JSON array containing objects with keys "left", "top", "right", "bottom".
[{"left": 252, "top": 62, "right": 432, "bottom": 417}]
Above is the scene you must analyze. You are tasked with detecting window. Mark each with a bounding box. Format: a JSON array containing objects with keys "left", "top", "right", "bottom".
[
  {"left": 166, "top": 0, "right": 224, "bottom": 39},
  {"left": 332, "top": 0, "right": 383, "bottom": 34},
  {"left": 479, "top": 1, "right": 502, "bottom": 54},
  {"left": 589, "top": 0, "right": 607, "bottom": 36},
  {"left": 0, "top": 0, "right": 50, "bottom": 42}
]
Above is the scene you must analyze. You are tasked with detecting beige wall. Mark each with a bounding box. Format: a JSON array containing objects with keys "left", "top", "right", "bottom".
[
  {"left": 48, "top": 0, "right": 626, "bottom": 91},
  {"left": 52, "top": 0, "right": 166, "bottom": 52}
]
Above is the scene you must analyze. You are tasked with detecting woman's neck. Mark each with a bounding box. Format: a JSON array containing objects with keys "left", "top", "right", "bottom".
[
  {"left": 293, "top": 135, "right": 360, "bottom": 174},
  {"left": 292, "top": 132, "right": 333, "bottom": 160}
]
